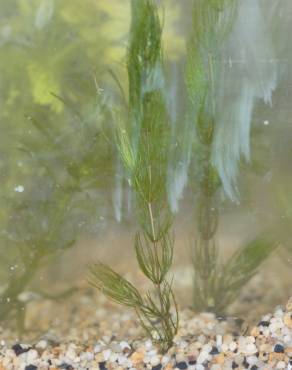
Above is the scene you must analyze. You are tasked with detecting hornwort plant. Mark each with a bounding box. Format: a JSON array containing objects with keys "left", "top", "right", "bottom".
[
  {"left": 88, "top": 0, "right": 178, "bottom": 353},
  {"left": 0, "top": 92, "right": 110, "bottom": 333},
  {"left": 185, "top": 0, "right": 278, "bottom": 313}
]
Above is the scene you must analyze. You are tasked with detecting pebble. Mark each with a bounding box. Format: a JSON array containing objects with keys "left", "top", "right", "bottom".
[
  {"left": 245, "top": 343, "right": 258, "bottom": 354},
  {"left": 12, "top": 344, "right": 31, "bottom": 356},
  {"left": 35, "top": 340, "right": 48, "bottom": 350},
  {"left": 24, "top": 366, "right": 38, "bottom": 370},
  {"left": 229, "top": 341, "right": 237, "bottom": 352},
  {"left": 150, "top": 355, "right": 160, "bottom": 366},
  {"left": 152, "top": 365, "right": 162, "bottom": 370},
  {"left": 119, "top": 341, "right": 131, "bottom": 350},
  {"left": 196, "top": 350, "right": 209, "bottom": 364},
  {"left": 277, "top": 361, "right": 287, "bottom": 369},
  {"left": 274, "top": 344, "right": 284, "bottom": 353},
  {"left": 210, "top": 346, "right": 219, "bottom": 355},
  {"left": 176, "top": 361, "right": 188, "bottom": 369}
]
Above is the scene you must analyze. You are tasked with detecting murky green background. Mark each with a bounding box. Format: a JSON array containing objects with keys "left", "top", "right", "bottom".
[{"left": 0, "top": 0, "right": 292, "bottom": 334}]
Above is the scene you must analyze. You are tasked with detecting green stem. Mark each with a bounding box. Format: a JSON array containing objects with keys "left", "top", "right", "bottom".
[{"left": 146, "top": 201, "right": 174, "bottom": 351}]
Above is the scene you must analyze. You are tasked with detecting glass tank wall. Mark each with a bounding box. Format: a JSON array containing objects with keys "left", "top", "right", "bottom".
[{"left": 0, "top": 0, "right": 292, "bottom": 343}]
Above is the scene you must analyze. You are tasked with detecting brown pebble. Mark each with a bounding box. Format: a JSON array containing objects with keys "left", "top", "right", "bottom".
[
  {"left": 95, "top": 353, "right": 104, "bottom": 362},
  {"left": 285, "top": 347, "right": 292, "bottom": 356},
  {"left": 286, "top": 297, "right": 292, "bottom": 311},
  {"left": 130, "top": 351, "right": 144, "bottom": 365},
  {"left": 187, "top": 354, "right": 196, "bottom": 362},
  {"left": 268, "top": 352, "right": 285, "bottom": 362},
  {"left": 51, "top": 346, "right": 62, "bottom": 356},
  {"left": 223, "top": 334, "right": 233, "bottom": 344},
  {"left": 213, "top": 353, "right": 225, "bottom": 364},
  {"left": 250, "top": 327, "right": 260, "bottom": 337},
  {"left": 283, "top": 313, "right": 292, "bottom": 329},
  {"left": 258, "top": 351, "right": 269, "bottom": 361}
]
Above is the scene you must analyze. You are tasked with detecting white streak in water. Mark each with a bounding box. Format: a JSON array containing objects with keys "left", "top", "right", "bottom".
[
  {"left": 167, "top": 64, "right": 192, "bottom": 213},
  {"left": 35, "top": 0, "right": 55, "bottom": 30},
  {"left": 113, "top": 161, "right": 123, "bottom": 222},
  {"left": 168, "top": 158, "right": 190, "bottom": 212},
  {"left": 142, "top": 62, "right": 165, "bottom": 96},
  {"left": 212, "top": 0, "right": 278, "bottom": 201}
]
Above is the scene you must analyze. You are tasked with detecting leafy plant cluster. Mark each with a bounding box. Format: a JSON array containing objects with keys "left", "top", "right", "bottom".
[
  {"left": 0, "top": 89, "right": 112, "bottom": 331},
  {"left": 185, "top": 0, "right": 278, "bottom": 312},
  {"left": 0, "top": 0, "right": 119, "bottom": 331},
  {"left": 89, "top": 0, "right": 178, "bottom": 353}
]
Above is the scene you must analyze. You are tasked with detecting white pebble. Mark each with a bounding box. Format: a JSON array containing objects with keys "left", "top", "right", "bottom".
[
  {"left": 245, "top": 343, "right": 257, "bottom": 355},
  {"left": 216, "top": 335, "right": 222, "bottom": 349},
  {"left": 179, "top": 340, "right": 189, "bottom": 349},
  {"left": 145, "top": 340, "right": 153, "bottom": 350},
  {"left": 221, "top": 343, "right": 229, "bottom": 352},
  {"left": 117, "top": 354, "right": 128, "bottom": 366},
  {"left": 102, "top": 349, "right": 111, "bottom": 361},
  {"left": 247, "top": 355, "right": 258, "bottom": 365},
  {"left": 161, "top": 355, "right": 170, "bottom": 365},
  {"left": 229, "top": 341, "right": 237, "bottom": 351},
  {"left": 275, "top": 308, "right": 284, "bottom": 318},
  {"left": 202, "top": 343, "right": 212, "bottom": 353},
  {"left": 197, "top": 350, "right": 210, "bottom": 364},
  {"left": 65, "top": 348, "right": 76, "bottom": 362},
  {"left": 150, "top": 356, "right": 160, "bottom": 366},
  {"left": 147, "top": 349, "right": 157, "bottom": 357},
  {"left": 246, "top": 336, "right": 256, "bottom": 343},
  {"left": 36, "top": 340, "right": 48, "bottom": 350},
  {"left": 198, "top": 335, "right": 206, "bottom": 345},
  {"left": 25, "top": 349, "right": 39, "bottom": 363},
  {"left": 94, "top": 344, "right": 102, "bottom": 353},
  {"left": 277, "top": 361, "right": 287, "bottom": 369},
  {"left": 109, "top": 353, "right": 118, "bottom": 362},
  {"left": 80, "top": 352, "right": 94, "bottom": 362},
  {"left": 119, "top": 341, "right": 131, "bottom": 350}
]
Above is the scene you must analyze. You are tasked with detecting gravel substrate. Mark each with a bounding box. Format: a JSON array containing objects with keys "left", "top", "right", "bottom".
[{"left": 0, "top": 296, "right": 292, "bottom": 370}]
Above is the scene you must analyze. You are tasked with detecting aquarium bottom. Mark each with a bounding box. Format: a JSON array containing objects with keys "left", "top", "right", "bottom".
[{"left": 0, "top": 295, "right": 292, "bottom": 370}]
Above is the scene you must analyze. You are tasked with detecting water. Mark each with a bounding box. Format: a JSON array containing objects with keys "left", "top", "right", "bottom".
[{"left": 0, "top": 0, "right": 292, "bottom": 340}]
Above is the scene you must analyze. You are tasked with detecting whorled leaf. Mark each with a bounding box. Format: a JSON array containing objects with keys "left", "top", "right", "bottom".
[
  {"left": 88, "top": 262, "right": 143, "bottom": 308},
  {"left": 135, "top": 231, "right": 174, "bottom": 284}
]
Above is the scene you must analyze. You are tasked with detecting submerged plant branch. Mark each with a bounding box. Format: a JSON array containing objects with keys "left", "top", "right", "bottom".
[
  {"left": 89, "top": 0, "right": 178, "bottom": 353},
  {"left": 185, "top": 0, "right": 278, "bottom": 314},
  {"left": 88, "top": 262, "right": 143, "bottom": 308},
  {"left": 192, "top": 234, "right": 279, "bottom": 313}
]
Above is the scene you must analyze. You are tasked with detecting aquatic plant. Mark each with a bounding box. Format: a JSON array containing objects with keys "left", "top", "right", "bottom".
[
  {"left": 0, "top": 0, "right": 119, "bottom": 238},
  {"left": 184, "top": 0, "right": 279, "bottom": 313},
  {"left": 0, "top": 93, "right": 110, "bottom": 332},
  {"left": 192, "top": 234, "right": 278, "bottom": 312},
  {"left": 0, "top": 1, "right": 116, "bottom": 316},
  {"left": 0, "top": 181, "right": 76, "bottom": 333},
  {"left": 167, "top": 0, "right": 237, "bottom": 213},
  {"left": 89, "top": 0, "right": 178, "bottom": 353}
]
